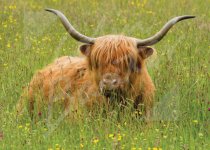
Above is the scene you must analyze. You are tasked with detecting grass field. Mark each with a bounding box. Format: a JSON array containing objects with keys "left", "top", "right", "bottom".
[{"left": 0, "top": 0, "right": 210, "bottom": 149}]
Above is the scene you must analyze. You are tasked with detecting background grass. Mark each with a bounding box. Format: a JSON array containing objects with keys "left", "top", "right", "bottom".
[{"left": 0, "top": 0, "right": 210, "bottom": 149}]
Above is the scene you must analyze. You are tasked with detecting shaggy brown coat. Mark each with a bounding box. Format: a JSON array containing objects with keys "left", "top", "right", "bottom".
[{"left": 17, "top": 35, "right": 155, "bottom": 120}]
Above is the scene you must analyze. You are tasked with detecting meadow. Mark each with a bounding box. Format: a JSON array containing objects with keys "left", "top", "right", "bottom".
[{"left": 0, "top": 0, "right": 210, "bottom": 149}]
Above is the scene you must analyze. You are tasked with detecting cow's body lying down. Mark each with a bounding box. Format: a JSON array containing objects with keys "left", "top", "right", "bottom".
[
  {"left": 27, "top": 56, "right": 103, "bottom": 112},
  {"left": 17, "top": 37, "right": 155, "bottom": 119},
  {"left": 16, "top": 9, "right": 195, "bottom": 121}
]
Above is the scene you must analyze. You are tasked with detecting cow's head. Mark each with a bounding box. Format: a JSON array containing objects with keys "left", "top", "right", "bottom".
[
  {"left": 45, "top": 9, "right": 195, "bottom": 97},
  {"left": 79, "top": 35, "right": 154, "bottom": 96}
]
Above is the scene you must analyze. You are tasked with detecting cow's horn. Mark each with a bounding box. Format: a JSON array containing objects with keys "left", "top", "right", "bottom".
[
  {"left": 45, "top": 8, "right": 95, "bottom": 44},
  {"left": 136, "top": 15, "right": 195, "bottom": 46}
]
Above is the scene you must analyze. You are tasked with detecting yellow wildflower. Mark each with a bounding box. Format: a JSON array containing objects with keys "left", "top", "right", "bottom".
[
  {"left": 131, "top": 1, "right": 135, "bottom": 5},
  {"left": 7, "top": 43, "right": 11, "bottom": 48},
  {"left": 9, "top": 5, "right": 16, "bottom": 10},
  {"left": 18, "top": 125, "right": 23, "bottom": 129},
  {"left": 117, "top": 134, "right": 122, "bottom": 141},
  {"left": 93, "top": 138, "right": 99, "bottom": 144},
  {"left": 108, "top": 134, "right": 114, "bottom": 138},
  {"left": 80, "top": 143, "right": 84, "bottom": 148},
  {"left": 193, "top": 120, "right": 198, "bottom": 124}
]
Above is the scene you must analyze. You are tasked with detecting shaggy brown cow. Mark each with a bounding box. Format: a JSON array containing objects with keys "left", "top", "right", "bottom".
[{"left": 16, "top": 9, "right": 195, "bottom": 121}]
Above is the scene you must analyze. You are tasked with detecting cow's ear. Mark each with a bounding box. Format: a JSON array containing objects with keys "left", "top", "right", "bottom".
[
  {"left": 80, "top": 44, "right": 92, "bottom": 56},
  {"left": 137, "top": 46, "right": 154, "bottom": 59}
]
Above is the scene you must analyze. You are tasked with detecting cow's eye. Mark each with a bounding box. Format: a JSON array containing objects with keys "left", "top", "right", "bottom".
[
  {"left": 128, "top": 57, "right": 141, "bottom": 73},
  {"left": 136, "top": 61, "right": 141, "bottom": 72},
  {"left": 128, "top": 58, "right": 135, "bottom": 72}
]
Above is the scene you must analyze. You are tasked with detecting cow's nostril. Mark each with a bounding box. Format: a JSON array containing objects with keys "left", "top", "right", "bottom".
[
  {"left": 112, "top": 79, "right": 117, "bottom": 85},
  {"left": 103, "top": 79, "right": 108, "bottom": 85}
]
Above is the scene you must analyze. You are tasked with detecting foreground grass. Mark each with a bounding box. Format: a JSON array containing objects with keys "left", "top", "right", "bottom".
[{"left": 0, "top": 0, "right": 210, "bottom": 149}]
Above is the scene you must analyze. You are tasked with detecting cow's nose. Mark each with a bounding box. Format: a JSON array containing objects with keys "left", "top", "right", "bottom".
[
  {"left": 100, "top": 73, "right": 120, "bottom": 90},
  {"left": 102, "top": 78, "right": 118, "bottom": 86}
]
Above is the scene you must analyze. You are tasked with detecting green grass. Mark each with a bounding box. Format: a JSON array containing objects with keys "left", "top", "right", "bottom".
[{"left": 0, "top": 0, "right": 210, "bottom": 149}]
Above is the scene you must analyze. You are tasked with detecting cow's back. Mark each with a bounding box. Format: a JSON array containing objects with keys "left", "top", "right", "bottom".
[{"left": 29, "top": 56, "right": 89, "bottom": 100}]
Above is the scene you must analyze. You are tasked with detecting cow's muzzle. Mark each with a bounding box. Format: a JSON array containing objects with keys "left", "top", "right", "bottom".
[{"left": 99, "top": 73, "right": 122, "bottom": 92}]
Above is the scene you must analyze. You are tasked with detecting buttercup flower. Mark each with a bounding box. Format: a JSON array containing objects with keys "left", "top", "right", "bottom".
[
  {"left": 193, "top": 120, "right": 198, "bottom": 124},
  {"left": 92, "top": 138, "right": 99, "bottom": 144}
]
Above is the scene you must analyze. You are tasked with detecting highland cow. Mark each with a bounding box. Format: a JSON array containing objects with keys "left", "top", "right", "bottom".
[{"left": 16, "top": 9, "right": 195, "bottom": 121}]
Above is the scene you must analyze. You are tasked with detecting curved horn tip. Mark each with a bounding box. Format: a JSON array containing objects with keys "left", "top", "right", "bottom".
[
  {"left": 184, "top": 15, "right": 196, "bottom": 18},
  {"left": 45, "top": 8, "right": 57, "bottom": 14},
  {"left": 177, "top": 15, "right": 196, "bottom": 21}
]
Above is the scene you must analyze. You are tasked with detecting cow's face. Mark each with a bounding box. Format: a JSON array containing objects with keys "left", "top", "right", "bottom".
[{"left": 80, "top": 36, "right": 154, "bottom": 97}]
